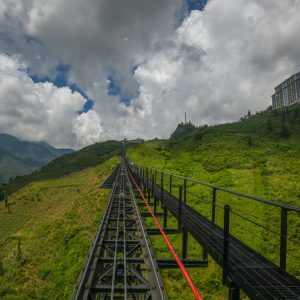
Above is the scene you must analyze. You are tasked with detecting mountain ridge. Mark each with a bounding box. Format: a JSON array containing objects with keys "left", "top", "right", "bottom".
[{"left": 0, "top": 133, "right": 74, "bottom": 185}]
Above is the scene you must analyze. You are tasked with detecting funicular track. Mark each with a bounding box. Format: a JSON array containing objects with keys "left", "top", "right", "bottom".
[
  {"left": 72, "top": 161, "right": 168, "bottom": 300},
  {"left": 73, "top": 155, "right": 300, "bottom": 300}
]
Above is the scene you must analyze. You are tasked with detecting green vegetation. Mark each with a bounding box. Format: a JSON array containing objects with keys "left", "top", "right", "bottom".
[
  {"left": 170, "top": 121, "right": 197, "bottom": 140},
  {"left": 0, "top": 157, "right": 119, "bottom": 299},
  {"left": 0, "top": 140, "right": 125, "bottom": 196},
  {"left": 1, "top": 105, "right": 299, "bottom": 299},
  {"left": 128, "top": 105, "right": 300, "bottom": 299}
]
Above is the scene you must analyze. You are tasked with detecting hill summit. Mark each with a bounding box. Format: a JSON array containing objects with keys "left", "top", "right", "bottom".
[{"left": 170, "top": 121, "right": 197, "bottom": 139}]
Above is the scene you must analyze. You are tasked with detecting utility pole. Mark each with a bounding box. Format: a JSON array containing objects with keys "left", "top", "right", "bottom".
[{"left": 185, "top": 112, "right": 187, "bottom": 124}]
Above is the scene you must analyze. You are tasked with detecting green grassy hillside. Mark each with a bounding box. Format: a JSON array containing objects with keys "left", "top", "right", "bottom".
[
  {"left": 0, "top": 157, "right": 119, "bottom": 299},
  {"left": 1, "top": 140, "right": 125, "bottom": 196},
  {"left": 1, "top": 105, "right": 299, "bottom": 299},
  {"left": 127, "top": 105, "right": 300, "bottom": 299}
]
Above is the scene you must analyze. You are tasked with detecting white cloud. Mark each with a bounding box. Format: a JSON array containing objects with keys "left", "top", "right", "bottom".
[
  {"left": 0, "top": 53, "right": 97, "bottom": 148},
  {"left": 129, "top": 0, "right": 300, "bottom": 137},
  {"left": 0, "top": 0, "right": 300, "bottom": 146},
  {"left": 72, "top": 110, "right": 103, "bottom": 148}
]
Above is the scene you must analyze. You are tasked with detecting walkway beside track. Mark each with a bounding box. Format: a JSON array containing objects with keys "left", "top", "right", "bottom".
[
  {"left": 72, "top": 162, "right": 168, "bottom": 299},
  {"left": 130, "top": 165, "right": 300, "bottom": 300}
]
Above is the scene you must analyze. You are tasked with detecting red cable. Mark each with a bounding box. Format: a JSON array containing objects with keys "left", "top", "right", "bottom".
[{"left": 128, "top": 168, "right": 203, "bottom": 300}]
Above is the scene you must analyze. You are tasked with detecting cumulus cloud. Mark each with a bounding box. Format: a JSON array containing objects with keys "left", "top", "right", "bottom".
[
  {"left": 72, "top": 110, "right": 103, "bottom": 148},
  {"left": 1, "top": 0, "right": 300, "bottom": 147},
  {"left": 0, "top": 53, "right": 99, "bottom": 148},
  {"left": 129, "top": 0, "right": 300, "bottom": 136},
  {"left": 0, "top": 0, "right": 184, "bottom": 92}
]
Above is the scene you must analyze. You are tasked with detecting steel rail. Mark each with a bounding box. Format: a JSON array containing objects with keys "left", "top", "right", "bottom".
[
  {"left": 72, "top": 161, "right": 168, "bottom": 299},
  {"left": 132, "top": 163, "right": 300, "bottom": 212},
  {"left": 137, "top": 172, "right": 300, "bottom": 300},
  {"left": 124, "top": 160, "right": 167, "bottom": 300},
  {"left": 110, "top": 181, "right": 121, "bottom": 298},
  {"left": 121, "top": 172, "right": 128, "bottom": 299},
  {"left": 72, "top": 166, "right": 121, "bottom": 300}
]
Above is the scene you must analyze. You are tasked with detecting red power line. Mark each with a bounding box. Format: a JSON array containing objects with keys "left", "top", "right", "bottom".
[{"left": 127, "top": 168, "right": 203, "bottom": 300}]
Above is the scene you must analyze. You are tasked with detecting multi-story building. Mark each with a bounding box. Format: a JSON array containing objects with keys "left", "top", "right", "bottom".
[{"left": 272, "top": 72, "right": 300, "bottom": 109}]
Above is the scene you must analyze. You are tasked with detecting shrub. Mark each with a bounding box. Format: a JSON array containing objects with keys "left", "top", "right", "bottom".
[
  {"left": 194, "top": 130, "right": 203, "bottom": 141},
  {"left": 279, "top": 123, "right": 290, "bottom": 138},
  {"left": 247, "top": 136, "right": 254, "bottom": 146}
]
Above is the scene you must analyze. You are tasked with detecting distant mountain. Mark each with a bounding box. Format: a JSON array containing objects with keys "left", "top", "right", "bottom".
[
  {"left": 1, "top": 140, "right": 129, "bottom": 195},
  {"left": 0, "top": 134, "right": 74, "bottom": 184},
  {"left": 129, "top": 138, "right": 144, "bottom": 144}
]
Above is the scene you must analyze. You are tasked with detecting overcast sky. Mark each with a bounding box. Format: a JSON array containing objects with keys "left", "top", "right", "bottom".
[{"left": 0, "top": 0, "right": 300, "bottom": 149}]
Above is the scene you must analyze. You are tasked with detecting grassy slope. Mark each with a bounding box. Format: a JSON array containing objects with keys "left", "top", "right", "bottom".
[
  {"left": 127, "top": 106, "right": 300, "bottom": 299},
  {"left": 0, "top": 157, "right": 120, "bottom": 300},
  {"left": 1, "top": 140, "right": 124, "bottom": 196},
  {"left": 0, "top": 106, "right": 299, "bottom": 299}
]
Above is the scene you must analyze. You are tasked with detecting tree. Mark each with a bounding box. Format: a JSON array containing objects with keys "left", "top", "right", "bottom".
[
  {"left": 279, "top": 122, "right": 290, "bottom": 138},
  {"left": 266, "top": 118, "right": 273, "bottom": 132},
  {"left": 0, "top": 189, "right": 5, "bottom": 201},
  {"left": 247, "top": 110, "right": 251, "bottom": 117},
  {"left": 293, "top": 105, "right": 299, "bottom": 120},
  {"left": 194, "top": 130, "right": 203, "bottom": 141},
  {"left": 272, "top": 109, "right": 278, "bottom": 117},
  {"left": 247, "top": 135, "right": 254, "bottom": 146}
]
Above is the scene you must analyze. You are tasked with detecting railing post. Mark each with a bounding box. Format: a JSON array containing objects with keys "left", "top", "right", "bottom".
[
  {"left": 154, "top": 196, "right": 157, "bottom": 213},
  {"left": 147, "top": 187, "right": 151, "bottom": 204},
  {"left": 146, "top": 167, "right": 149, "bottom": 190},
  {"left": 212, "top": 188, "right": 217, "bottom": 224},
  {"left": 169, "top": 174, "right": 172, "bottom": 194},
  {"left": 138, "top": 167, "right": 141, "bottom": 186},
  {"left": 143, "top": 168, "right": 145, "bottom": 182},
  {"left": 280, "top": 208, "right": 288, "bottom": 270},
  {"left": 151, "top": 174, "right": 154, "bottom": 197},
  {"left": 163, "top": 207, "right": 168, "bottom": 229},
  {"left": 161, "top": 174, "right": 164, "bottom": 207},
  {"left": 184, "top": 178, "right": 187, "bottom": 204},
  {"left": 178, "top": 186, "right": 183, "bottom": 231},
  {"left": 143, "top": 168, "right": 145, "bottom": 193},
  {"left": 182, "top": 228, "right": 188, "bottom": 260},
  {"left": 228, "top": 281, "right": 240, "bottom": 300},
  {"left": 202, "top": 247, "right": 208, "bottom": 261},
  {"left": 223, "top": 205, "right": 231, "bottom": 285}
]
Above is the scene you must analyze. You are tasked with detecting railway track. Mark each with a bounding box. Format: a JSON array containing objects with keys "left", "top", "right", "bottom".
[
  {"left": 72, "top": 161, "right": 168, "bottom": 299},
  {"left": 72, "top": 155, "right": 300, "bottom": 299}
]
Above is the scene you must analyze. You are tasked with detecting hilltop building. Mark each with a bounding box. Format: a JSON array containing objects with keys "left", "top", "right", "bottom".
[{"left": 271, "top": 72, "right": 300, "bottom": 109}]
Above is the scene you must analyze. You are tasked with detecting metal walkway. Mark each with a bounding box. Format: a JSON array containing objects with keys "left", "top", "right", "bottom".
[
  {"left": 129, "top": 163, "right": 300, "bottom": 300},
  {"left": 72, "top": 162, "right": 168, "bottom": 299}
]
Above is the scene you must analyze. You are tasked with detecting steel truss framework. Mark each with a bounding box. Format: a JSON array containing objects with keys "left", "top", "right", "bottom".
[{"left": 72, "top": 162, "right": 168, "bottom": 300}]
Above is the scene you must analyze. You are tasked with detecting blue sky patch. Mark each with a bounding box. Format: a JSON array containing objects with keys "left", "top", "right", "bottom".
[
  {"left": 107, "top": 70, "right": 133, "bottom": 106},
  {"left": 28, "top": 63, "right": 94, "bottom": 114},
  {"left": 24, "top": 34, "right": 43, "bottom": 45},
  {"left": 176, "top": 0, "right": 207, "bottom": 26},
  {"left": 187, "top": 0, "right": 207, "bottom": 12},
  {"left": 0, "top": 32, "right": 15, "bottom": 45}
]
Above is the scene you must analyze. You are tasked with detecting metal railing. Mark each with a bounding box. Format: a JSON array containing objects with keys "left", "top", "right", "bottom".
[{"left": 129, "top": 161, "right": 300, "bottom": 271}]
